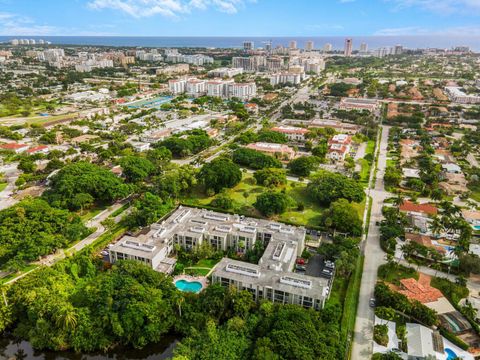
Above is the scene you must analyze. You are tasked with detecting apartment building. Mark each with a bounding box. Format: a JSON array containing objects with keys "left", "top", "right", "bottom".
[
  {"left": 229, "top": 82, "right": 257, "bottom": 101},
  {"left": 168, "top": 79, "right": 187, "bottom": 94},
  {"left": 232, "top": 56, "right": 266, "bottom": 72},
  {"left": 445, "top": 87, "right": 480, "bottom": 104},
  {"left": 270, "top": 72, "right": 303, "bottom": 86},
  {"left": 208, "top": 67, "right": 243, "bottom": 78},
  {"left": 186, "top": 79, "right": 206, "bottom": 97},
  {"left": 156, "top": 64, "right": 189, "bottom": 76}
]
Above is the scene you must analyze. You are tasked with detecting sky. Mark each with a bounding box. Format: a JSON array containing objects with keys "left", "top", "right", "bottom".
[{"left": 1, "top": 0, "right": 480, "bottom": 37}]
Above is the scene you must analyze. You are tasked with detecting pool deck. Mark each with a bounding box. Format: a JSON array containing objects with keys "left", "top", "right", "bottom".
[{"left": 173, "top": 274, "right": 208, "bottom": 292}]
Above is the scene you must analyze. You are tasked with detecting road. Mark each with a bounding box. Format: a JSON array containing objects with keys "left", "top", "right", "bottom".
[
  {"left": 351, "top": 125, "right": 391, "bottom": 360},
  {"left": 0, "top": 163, "right": 20, "bottom": 210}
]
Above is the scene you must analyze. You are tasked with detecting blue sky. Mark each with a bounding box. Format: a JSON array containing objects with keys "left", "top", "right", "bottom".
[{"left": 1, "top": 0, "right": 480, "bottom": 36}]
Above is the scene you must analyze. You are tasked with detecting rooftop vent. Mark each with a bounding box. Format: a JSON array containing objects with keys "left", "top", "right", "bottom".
[
  {"left": 280, "top": 276, "right": 312, "bottom": 289},
  {"left": 226, "top": 263, "right": 260, "bottom": 278}
]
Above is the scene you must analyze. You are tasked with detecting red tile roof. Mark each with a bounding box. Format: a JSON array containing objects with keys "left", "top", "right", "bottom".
[
  {"left": 26, "top": 145, "right": 48, "bottom": 154},
  {"left": 0, "top": 143, "right": 28, "bottom": 150},
  {"left": 398, "top": 275, "right": 443, "bottom": 304},
  {"left": 400, "top": 201, "right": 438, "bottom": 215}
]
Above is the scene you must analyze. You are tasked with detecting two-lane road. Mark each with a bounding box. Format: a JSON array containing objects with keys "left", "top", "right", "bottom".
[{"left": 351, "top": 125, "right": 391, "bottom": 360}]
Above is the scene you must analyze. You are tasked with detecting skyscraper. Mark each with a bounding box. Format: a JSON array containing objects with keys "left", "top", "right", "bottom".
[
  {"left": 323, "top": 43, "right": 333, "bottom": 52},
  {"left": 243, "top": 41, "right": 254, "bottom": 51},
  {"left": 344, "top": 38, "right": 353, "bottom": 57},
  {"left": 289, "top": 40, "right": 297, "bottom": 50},
  {"left": 305, "top": 41, "right": 314, "bottom": 51},
  {"left": 394, "top": 45, "right": 403, "bottom": 55},
  {"left": 360, "top": 43, "right": 368, "bottom": 53}
]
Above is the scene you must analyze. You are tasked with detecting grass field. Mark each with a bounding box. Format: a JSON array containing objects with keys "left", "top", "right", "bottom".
[
  {"left": 377, "top": 263, "right": 418, "bottom": 285},
  {"left": 0, "top": 182, "right": 7, "bottom": 192},
  {"left": 181, "top": 173, "right": 363, "bottom": 228}
]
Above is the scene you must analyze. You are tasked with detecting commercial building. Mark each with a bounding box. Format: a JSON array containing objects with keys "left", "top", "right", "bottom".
[
  {"left": 246, "top": 142, "right": 296, "bottom": 160},
  {"left": 445, "top": 87, "right": 480, "bottom": 104},
  {"left": 344, "top": 38, "right": 353, "bottom": 57},
  {"left": 271, "top": 126, "right": 309, "bottom": 142},
  {"left": 339, "top": 97, "right": 379, "bottom": 112}
]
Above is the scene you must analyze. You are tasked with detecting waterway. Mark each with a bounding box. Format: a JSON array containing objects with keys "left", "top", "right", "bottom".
[{"left": 0, "top": 335, "right": 178, "bottom": 360}]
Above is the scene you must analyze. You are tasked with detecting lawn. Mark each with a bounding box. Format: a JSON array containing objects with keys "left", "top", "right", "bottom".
[
  {"left": 182, "top": 173, "right": 330, "bottom": 228},
  {"left": 177, "top": 258, "right": 221, "bottom": 276},
  {"left": 79, "top": 204, "right": 108, "bottom": 222},
  {"left": 0, "top": 264, "right": 38, "bottom": 286},
  {"left": 182, "top": 172, "right": 366, "bottom": 229},
  {"left": 377, "top": 263, "right": 418, "bottom": 285}
]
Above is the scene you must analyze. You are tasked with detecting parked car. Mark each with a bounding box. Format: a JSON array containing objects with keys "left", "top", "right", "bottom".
[{"left": 369, "top": 298, "right": 376, "bottom": 308}]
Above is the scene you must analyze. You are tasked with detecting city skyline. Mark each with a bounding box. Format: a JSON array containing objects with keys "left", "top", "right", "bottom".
[{"left": 1, "top": 0, "right": 480, "bottom": 37}]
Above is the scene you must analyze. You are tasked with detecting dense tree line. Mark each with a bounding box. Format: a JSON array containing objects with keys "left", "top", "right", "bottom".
[
  {"left": 232, "top": 148, "right": 282, "bottom": 170},
  {"left": 307, "top": 171, "right": 365, "bottom": 205},
  {"left": 157, "top": 129, "right": 213, "bottom": 158},
  {"left": 0, "top": 198, "right": 89, "bottom": 271},
  {"left": 43, "top": 162, "right": 130, "bottom": 210}
]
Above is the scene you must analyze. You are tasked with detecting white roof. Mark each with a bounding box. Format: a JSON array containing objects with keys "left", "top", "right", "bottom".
[{"left": 406, "top": 323, "right": 436, "bottom": 358}]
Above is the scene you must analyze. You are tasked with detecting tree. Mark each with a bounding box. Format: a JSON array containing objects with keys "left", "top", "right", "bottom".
[
  {"left": 232, "top": 148, "right": 282, "bottom": 170},
  {"left": 18, "top": 158, "right": 36, "bottom": 173},
  {"left": 254, "top": 191, "right": 291, "bottom": 216},
  {"left": 287, "top": 156, "right": 319, "bottom": 177},
  {"left": 127, "top": 192, "right": 173, "bottom": 227},
  {"left": 384, "top": 165, "right": 402, "bottom": 188},
  {"left": 307, "top": 171, "right": 365, "bottom": 205},
  {"left": 198, "top": 158, "right": 242, "bottom": 194},
  {"left": 210, "top": 192, "right": 234, "bottom": 210},
  {"left": 322, "top": 199, "right": 363, "bottom": 236},
  {"left": 155, "top": 165, "right": 197, "bottom": 199},
  {"left": 120, "top": 156, "right": 155, "bottom": 183},
  {"left": 254, "top": 168, "right": 287, "bottom": 187},
  {"left": 43, "top": 162, "right": 130, "bottom": 210}
]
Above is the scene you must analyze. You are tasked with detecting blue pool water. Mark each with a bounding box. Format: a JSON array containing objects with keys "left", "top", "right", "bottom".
[
  {"left": 445, "top": 348, "right": 458, "bottom": 360},
  {"left": 474, "top": 225, "right": 480, "bottom": 230},
  {"left": 175, "top": 279, "right": 203, "bottom": 293}
]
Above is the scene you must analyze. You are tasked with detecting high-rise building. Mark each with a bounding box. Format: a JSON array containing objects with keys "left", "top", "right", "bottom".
[
  {"left": 394, "top": 45, "right": 403, "bottom": 55},
  {"left": 323, "top": 43, "right": 333, "bottom": 52},
  {"left": 243, "top": 41, "right": 254, "bottom": 51},
  {"left": 305, "top": 41, "right": 314, "bottom": 51},
  {"left": 265, "top": 41, "right": 272, "bottom": 52},
  {"left": 344, "top": 38, "right": 353, "bottom": 57},
  {"left": 360, "top": 43, "right": 368, "bottom": 53},
  {"left": 289, "top": 40, "right": 297, "bottom": 50}
]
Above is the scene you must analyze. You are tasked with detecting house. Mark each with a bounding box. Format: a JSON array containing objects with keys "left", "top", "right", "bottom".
[
  {"left": 245, "top": 103, "right": 259, "bottom": 114},
  {"left": 245, "top": 142, "right": 296, "bottom": 161},
  {"left": 327, "top": 134, "right": 352, "bottom": 161},
  {"left": 462, "top": 209, "right": 480, "bottom": 228},
  {"left": 442, "top": 163, "right": 462, "bottom": 174},
  {"left": 400, "top": 139, "right": 421, "bottom": 164},
  {"left": 439, "top": 173, "right": 468, "bottom": 195},
  {"left": 404, "top": 233, "right": 447, "bottom": 257},
  {"left": 129, "top": 141, "right": 150, "bottom": 152},
  {"left": 271, "top": 126, "right": 309, "bottom": 142},
  {"left": 400, "top": 201, "right": 438, "bottom": 216},
  {"left": 398, "top": 277, "right": 443, "bottom": 304},
  {"left": 0, "top": 143, "right": 29, "bottom": 154},
  {"left": 403, "top": 168, "right": 421, "bottom": 179},
  {"left": 26, "top": 145, "right": 49, "bottom": 155},
  {"left": 140, "top": 129, "right": 172, "bottom": 143}
]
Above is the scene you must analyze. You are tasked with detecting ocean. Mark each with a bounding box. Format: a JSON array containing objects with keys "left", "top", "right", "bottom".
[{"left": 1, "top": 35, "right": 480, "bottom": 51}]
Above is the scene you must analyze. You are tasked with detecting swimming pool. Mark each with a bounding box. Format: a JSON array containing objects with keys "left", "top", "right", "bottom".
[
  {"left": 474, "top": 225, "right": 480, "bottom": 231},
  {"left": 445, "top": 347, "right": 458, "bottom": 360},
  {"left": 175, "top": 279, "right": 203, "bottom": 293}
]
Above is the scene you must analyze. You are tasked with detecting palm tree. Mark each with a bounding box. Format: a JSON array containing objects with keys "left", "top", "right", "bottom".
[
  {"left": 429, "top": 215, "right": 443, "bottom": 237},
  {"left": 55, "top": 303, "right": 78, "bottom": 331},
  {"left": 462, "top": 302, "right": 477, "bottom": 321}
]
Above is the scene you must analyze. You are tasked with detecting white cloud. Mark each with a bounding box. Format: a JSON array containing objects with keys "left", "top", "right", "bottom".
[
  {"left": 0, "top": 12, "right": 59, "bottom": 35},
  {"left": 375, "top": 25, "right": 480, "bottom": 36},
  {"left": 389, "top": 0, "right": 480, "bottom": 14},
  {"left": 87, "top": 0, "right": 253, "bottom": 18}
]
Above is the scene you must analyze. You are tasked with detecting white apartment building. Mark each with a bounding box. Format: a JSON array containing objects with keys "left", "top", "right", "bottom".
[
  {"left": 186, "top": 79, "right": 206, "bottom": 97},
  {"left": 208, "top": 67, "right": 243, "bottom": 78},
  {"left": 228, "top": 82, "right": 257, "bottom": 101},
  {"left": 109, "top": 206, "right": 332, "bottom": 310},
  {"left": 270, "top": 72, "right": 303, "bottom": 86},
  {"left": 168, "top": 79, "right": 187, "bottom": 94},
  {"left": 445, "top": 87, "right": 480, "bottom": 104}
]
